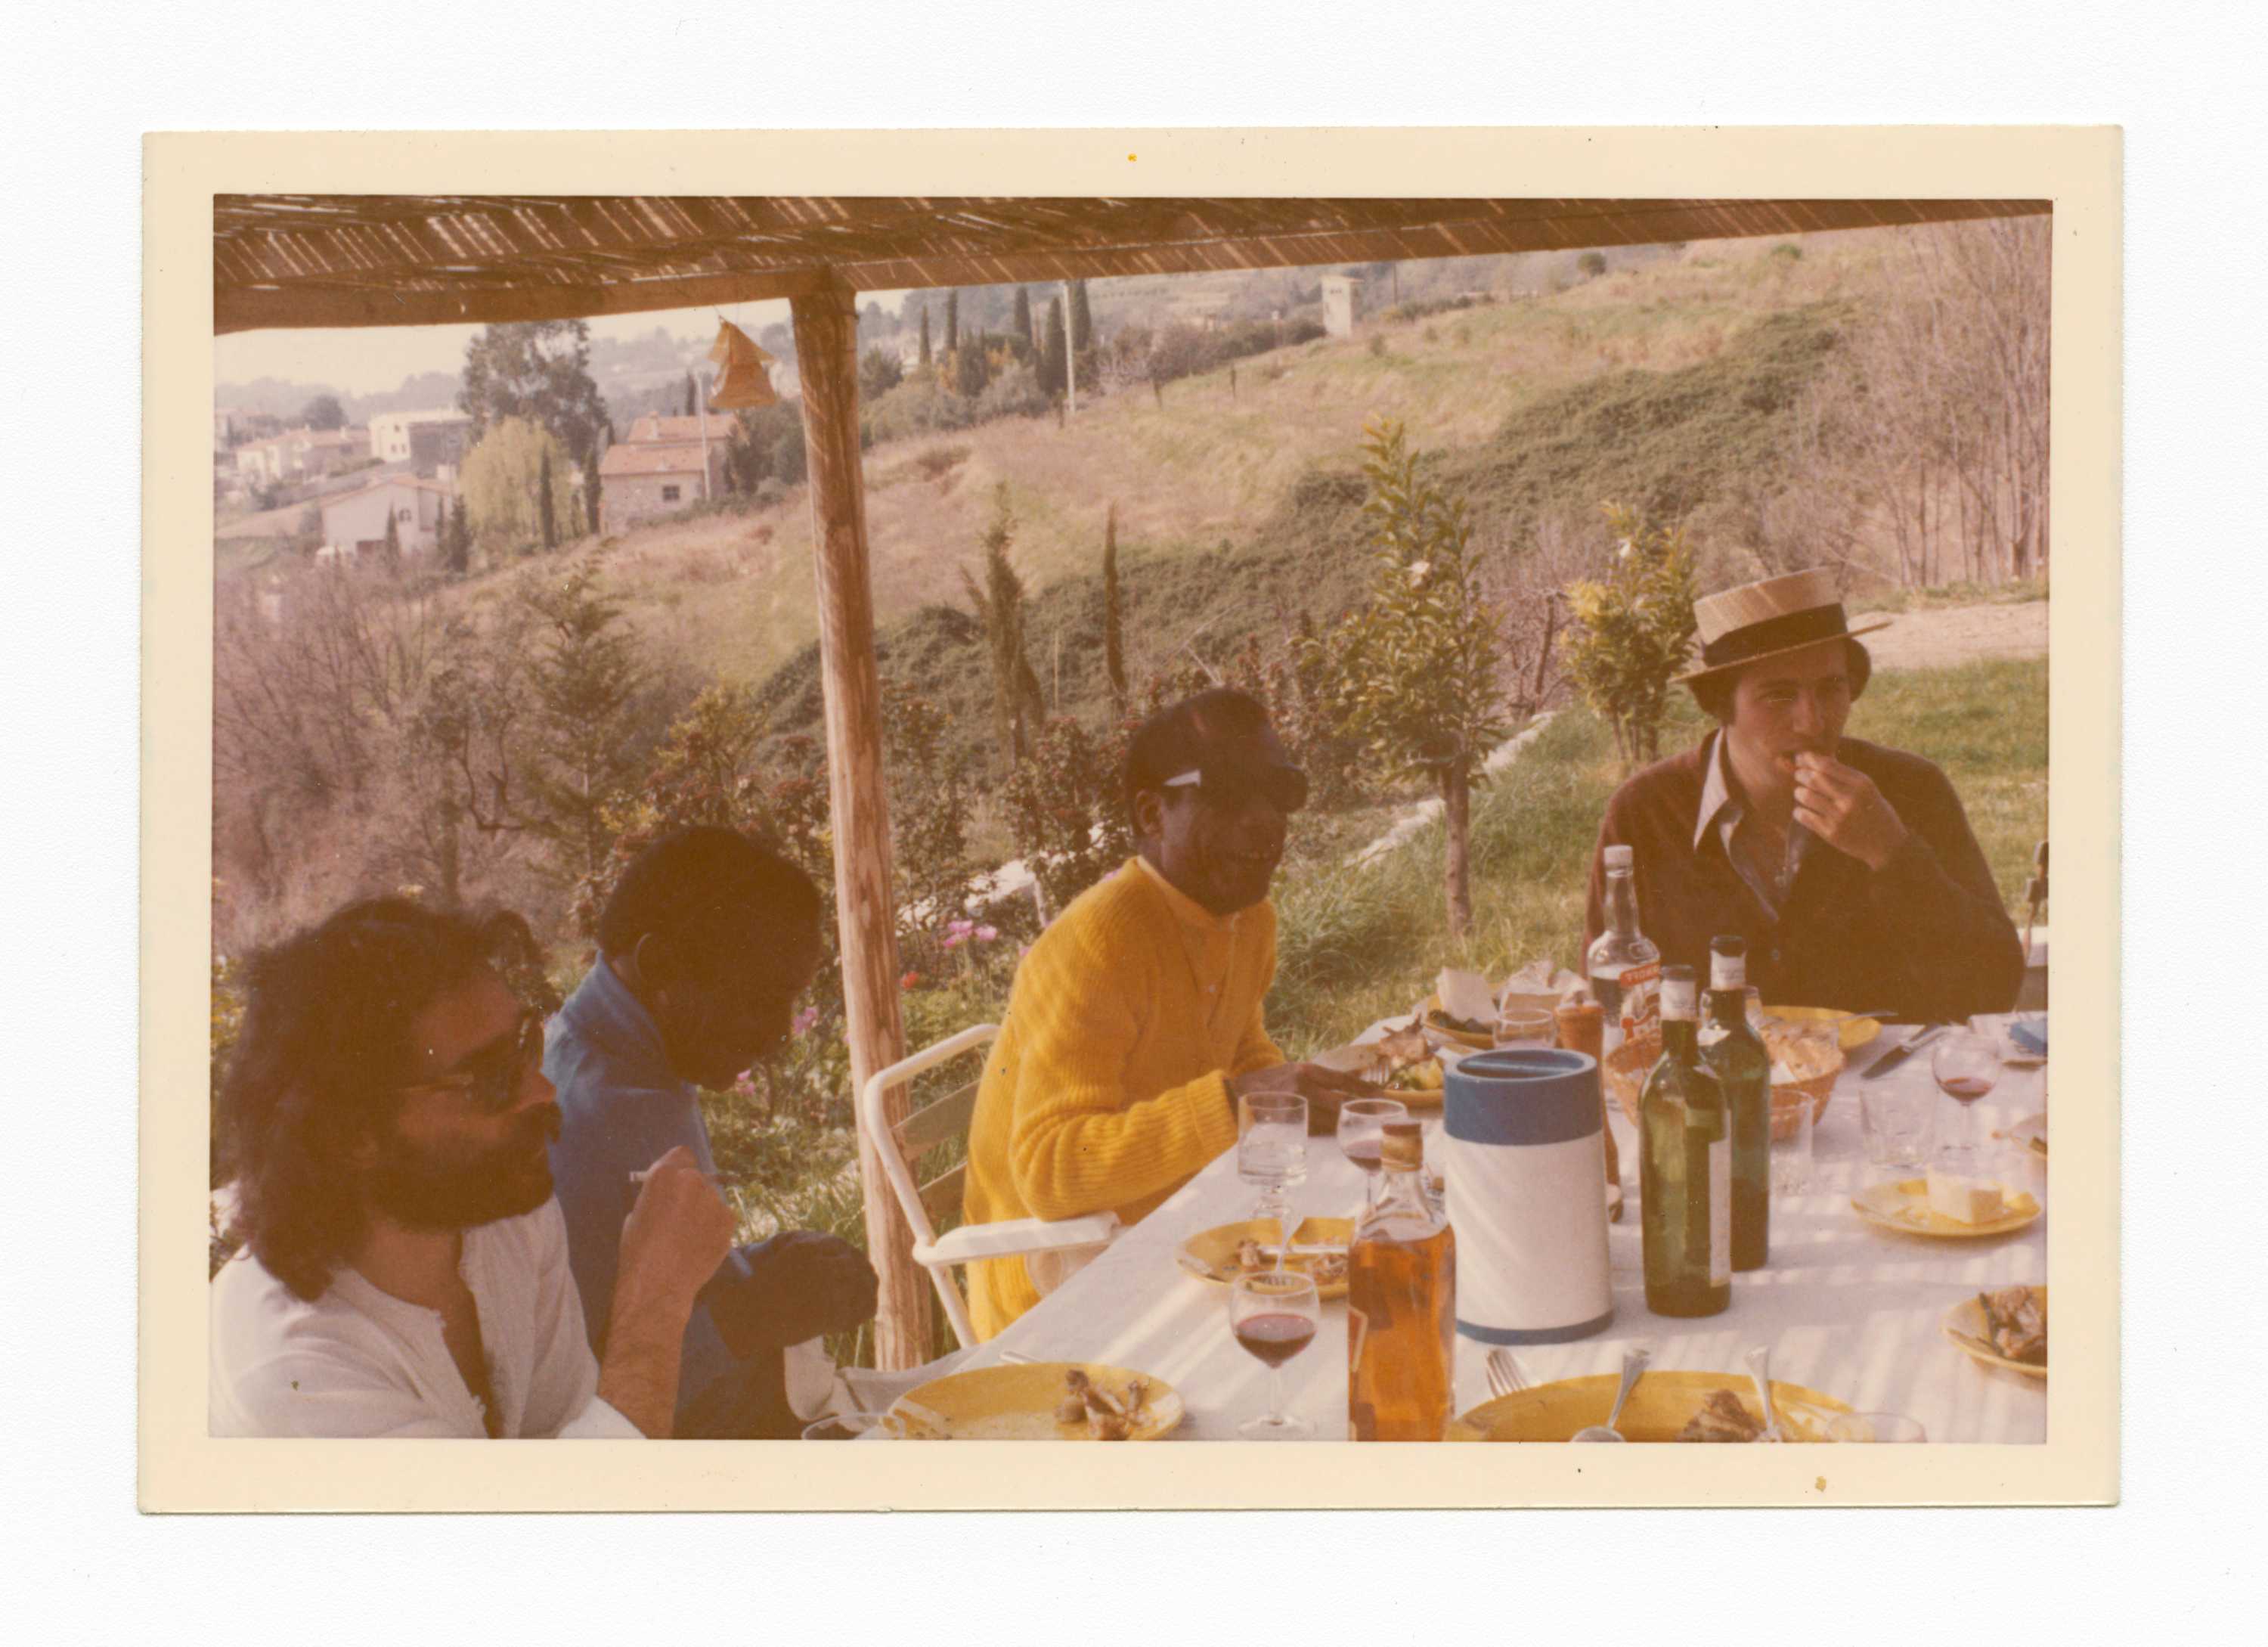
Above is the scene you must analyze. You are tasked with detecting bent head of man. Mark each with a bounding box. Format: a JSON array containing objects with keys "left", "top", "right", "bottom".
[
  {"left": 1126, "top": 687, "right": 1308, "bottom": 917},
  {"left": 1683, "top": 569, "right": 1884, "bottom": 805},
  {"left": 599, "top": 826, "right": 826, "bottom": 1091},
  {"left": 218, "top": 899, "right": 563, "bottom": 1301},
  {"left": 1692, "top": 634, "right": 1874, "bottom": 796}
]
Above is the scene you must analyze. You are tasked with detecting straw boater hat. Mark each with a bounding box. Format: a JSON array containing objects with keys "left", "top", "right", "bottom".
[{"left": 1674, "top": 568, "right": 1892, "bottom": 686}]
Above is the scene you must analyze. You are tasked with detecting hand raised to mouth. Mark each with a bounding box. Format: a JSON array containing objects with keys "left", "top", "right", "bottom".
[{"left": 1789, "top": 752, "right": 1910, "bottom": 871}]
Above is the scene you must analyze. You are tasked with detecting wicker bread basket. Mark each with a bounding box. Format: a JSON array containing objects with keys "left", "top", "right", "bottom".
[{"left": 1602, "top": 1025, "right": 1842, "bottom": 1142}]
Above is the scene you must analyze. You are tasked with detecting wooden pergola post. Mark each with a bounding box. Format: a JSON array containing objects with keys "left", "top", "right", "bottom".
[{"left": 790, "top": 280, "right": 926, "bottom": 1370}]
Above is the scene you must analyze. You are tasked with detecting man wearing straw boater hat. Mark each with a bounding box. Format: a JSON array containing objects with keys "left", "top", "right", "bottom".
[{"left": 1582, "top": 569, "right": 2024, "bottom": 1023}]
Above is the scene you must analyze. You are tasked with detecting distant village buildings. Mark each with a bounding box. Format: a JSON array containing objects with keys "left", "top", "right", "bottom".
[
  {"left": 316, "top": 476, "right": 456, "bottom": 562},
  {"left": 369, "top": 408, "right": 473, "bottom": 470},
  {"left": 597, "top": 412, "right": 728, "bottom": 534},
  {"left": 1320, "top": 274, "right": 1365, "bottom": 340}
]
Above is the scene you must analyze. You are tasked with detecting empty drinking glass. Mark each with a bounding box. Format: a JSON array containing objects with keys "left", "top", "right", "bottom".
[
  {"left": 1771, "top": 1093, "right": 1815, "bottom": 1196},
  {"left": 1860, "top": 1078, "right": 1932, "bottom": 1168},
  {"left": 1238, "top": 1092, "right": 1309, "bottom": 1230},
  {"left": 1495, "top": 1006, "right": 1557, "bottom": 1050}
]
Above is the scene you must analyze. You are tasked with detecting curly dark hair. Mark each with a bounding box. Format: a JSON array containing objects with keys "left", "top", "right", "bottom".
[
  {"left": 216, "top": 898, "right": 514, "bottom": 1301},
  {"left": 1687, "top": 638, "right": 1874, "bottom": 724}
]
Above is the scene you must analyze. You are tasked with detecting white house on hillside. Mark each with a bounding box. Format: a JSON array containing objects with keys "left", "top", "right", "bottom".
[
  {"left": 318, "top": 476, "right": 455, "bottom": 561},
  {"left": 370, "top": 407, "right": 472, "bottom": 466}
]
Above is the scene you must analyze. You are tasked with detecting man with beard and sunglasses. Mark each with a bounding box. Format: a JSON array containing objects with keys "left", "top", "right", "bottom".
[
  {"left": 1582, "top": 569, "right": 2025, "bottom": 1024},
  {"left": 545, "top": 827, "right": 879, "bottom": 1438},
  {"left": 209, "top": 898, "right": 736, "bottom": 1438},
  {"left": 959, "top": 688, "right": 1387, "bottom": 1338}
]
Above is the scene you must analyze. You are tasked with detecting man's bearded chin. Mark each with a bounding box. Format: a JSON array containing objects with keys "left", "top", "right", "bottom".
[{"left": 364, "top": 1109, "right": 561, "bottom": 1231}]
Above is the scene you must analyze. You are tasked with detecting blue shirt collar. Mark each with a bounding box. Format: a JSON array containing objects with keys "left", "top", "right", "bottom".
[{"left": 550, "top": 955, "right": 677, "bottom": 1090}]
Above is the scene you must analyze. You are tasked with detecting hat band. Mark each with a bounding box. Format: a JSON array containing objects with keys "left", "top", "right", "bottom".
[{"left": 1699, "top": 603, "right": 1852, "bottom": 671}]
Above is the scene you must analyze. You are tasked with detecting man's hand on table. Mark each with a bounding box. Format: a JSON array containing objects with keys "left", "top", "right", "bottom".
[
  {"left": 1231, "top": 1062, "right": 1390, "bottom": 1134},
  {"left": 1792, "top": 751, "right": 1910, "bottom": 872}
]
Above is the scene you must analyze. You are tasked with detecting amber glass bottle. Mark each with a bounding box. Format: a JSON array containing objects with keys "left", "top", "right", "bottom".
[{"left": 1347, "top": 1121, "right": 1458, "bottom": 1440}]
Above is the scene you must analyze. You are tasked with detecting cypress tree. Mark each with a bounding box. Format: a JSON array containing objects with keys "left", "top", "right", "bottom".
[
  {"left": 538, "top": 448, "right": 559, "bottom": 549},
  {"left": 1102, "top": 502, "right": 1128, "bottom": 720},
  {"left": 944, "top": 290, "right": 959, "bottom": 355},
  {"left": 1069, "top": 279, "right": 1093, "bottom": 354},
  {"left": 919, "top": 305, "right": 932, "bottom": 368},
  {"left": 445, "top": 495, "right": 471, "bottom": 574},
  {"left": 1039, "top": 296, "right": 1067, "bottom": 397},
  {"left": 583, "top": 442, "right": 603, "bottom": 535},
  {"left": 682, "top": 371, "right": 698, "bottom": 417},
  {"left": 1012, "top": 286, "right": 1034, "bottom": 353},
  {"left": 381, "top": 506, "right": 401, "bottom": 570}
]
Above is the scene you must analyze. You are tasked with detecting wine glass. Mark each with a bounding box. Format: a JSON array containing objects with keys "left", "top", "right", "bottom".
[
  {"left": 1237, "top": 1092, "right": 1308, "bottom": 1234},
  {"left": 1930, "top": 1031, "right": 2000, "bottom": 1161},
  {"left": 1229, "top": 1269, "right": 1321, "bottom": 1439},
  {"left": 1494, "top": 1006, "right": 1557, "bottom": 1050},
  {"left": 1336, "top": 1096, "right": 1408, "bottom": 1208}
]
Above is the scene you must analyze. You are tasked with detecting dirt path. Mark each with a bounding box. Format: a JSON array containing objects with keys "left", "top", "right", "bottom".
[{"left": 1861, "top": 600, "right": 2047, "bottom": 669}]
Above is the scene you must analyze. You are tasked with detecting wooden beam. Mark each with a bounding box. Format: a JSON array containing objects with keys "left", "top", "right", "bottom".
[
  {"left": 789, "top": 281, "right": 927, "bottom": 1372},
  {"left": 215, "top": 264, "right": 830, "bottom": 335}
]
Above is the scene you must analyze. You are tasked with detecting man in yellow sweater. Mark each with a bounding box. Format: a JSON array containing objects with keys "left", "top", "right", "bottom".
[{"left": 962, "top": 687, "right": 1384, "bottom": 1338}]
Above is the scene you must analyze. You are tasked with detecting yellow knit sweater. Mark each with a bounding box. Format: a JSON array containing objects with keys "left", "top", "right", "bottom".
[{"left": 962, "top": 857, "right": 1284, "bottom": 1338}]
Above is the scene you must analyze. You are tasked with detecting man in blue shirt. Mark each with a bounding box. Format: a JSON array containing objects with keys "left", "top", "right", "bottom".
[{"left": 546, "top": 827, "right": 878, "bottom": 1438}]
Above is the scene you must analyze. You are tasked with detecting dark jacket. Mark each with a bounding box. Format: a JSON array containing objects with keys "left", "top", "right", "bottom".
[{"left": 1582, "top": 734, "right": 2025, "bottom": 1023}]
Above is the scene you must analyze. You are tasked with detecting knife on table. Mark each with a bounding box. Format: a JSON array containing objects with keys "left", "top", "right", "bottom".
[{"left": 1861, "top": 1024, "right": 1945, "bottom": 1080}]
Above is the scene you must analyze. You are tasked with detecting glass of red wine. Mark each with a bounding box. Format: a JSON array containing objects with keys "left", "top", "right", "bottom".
[
  {"left": 1336, "top": 1096, "right": 1408, "bottom": 1208},
  {"left": 1930, "top": 1030, "right": 2001, "bottom": 1160},
  {"left": 1229, "top": 1269, "right": 1321, "bottom": 1439}
]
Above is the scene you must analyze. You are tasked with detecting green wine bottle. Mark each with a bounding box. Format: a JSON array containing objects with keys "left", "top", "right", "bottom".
[
  {"left": 1640, "top": 964, "right": 1730, "bottom": 1317},
  {"left": 1701, "top": 936, "right": 1771, "bottom": 1272}
]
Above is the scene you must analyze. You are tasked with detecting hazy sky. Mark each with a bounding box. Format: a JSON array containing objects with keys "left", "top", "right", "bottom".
[{"left": 212, "top": 295, "right": 814, "bottom": 394}]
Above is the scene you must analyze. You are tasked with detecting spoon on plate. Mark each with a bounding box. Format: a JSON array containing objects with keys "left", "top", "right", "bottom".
[{"left": 1572, "top": 1346, "right": 1650, "bottom": 1442}]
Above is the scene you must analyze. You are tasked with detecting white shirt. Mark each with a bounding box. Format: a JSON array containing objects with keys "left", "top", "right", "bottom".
[{"left": 209, "top": 1198, "right": 642, "bottom": 1438}]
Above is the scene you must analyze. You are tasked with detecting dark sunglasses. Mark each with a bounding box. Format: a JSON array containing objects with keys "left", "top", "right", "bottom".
[
  {"left": 1160, "top": 762, "right": 1309, "bottom": 815},
  {"left": 397, "top": 1007, "right": 546, "bottom": 1115}
]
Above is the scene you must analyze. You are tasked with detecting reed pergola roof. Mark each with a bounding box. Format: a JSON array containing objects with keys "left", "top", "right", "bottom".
[{"left": 213, "top": 194, "right": 2049, "bottom": 333}]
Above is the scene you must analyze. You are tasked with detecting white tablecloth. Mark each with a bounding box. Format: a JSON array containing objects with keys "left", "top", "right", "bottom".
[{"left": 958, "top": 1029, "right": 2048, "bottom": 1442}]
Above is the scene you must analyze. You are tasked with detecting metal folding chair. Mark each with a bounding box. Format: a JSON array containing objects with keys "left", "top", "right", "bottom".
[{"left": 857, "top": 1023, "right": 1118, "bottom": 1350}]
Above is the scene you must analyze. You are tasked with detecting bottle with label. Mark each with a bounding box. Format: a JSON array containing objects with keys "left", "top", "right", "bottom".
[
  {"left": 1347, "top": 1120, "right": 1457, "bottom": 1441},
  {"left": 1699, "top": 936, "right": 1771, "bottom": 1272},
  {"left": 1639, "top": 965, "right": 1731, "bottom": 1317},
  {"left": 1586, "top": 843, "right": 1661, "bottom": 1057}
]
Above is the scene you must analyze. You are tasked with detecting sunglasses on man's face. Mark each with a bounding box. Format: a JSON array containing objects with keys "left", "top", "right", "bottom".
[
  {"left": 397, "top": 1007, "right": 546, "bottom": 1115},
  {"left": 1160, "top": 762, "right": 1309, "bottom": 816}
]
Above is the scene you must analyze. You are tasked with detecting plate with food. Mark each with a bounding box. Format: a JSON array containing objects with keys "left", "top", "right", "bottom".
[
  {"left": 1176, "top": 1217, "right": 1354, "bottom": 1298},
  {"left": 1354, "top": 1020, "right": 1452, "bottom": 1109},
  {"left": 1452, "top": 1369, "right": 1851, "bottom": 1442},
  {"left": 1760, "top": 1004, "right": 1885, "bottom": 1054},
  {"left": 1419, "top": 997, "right": 1497, "bottom": 1052},
  {"left": 1942, "top": 1286, "right": 2047, "bottom": 1377},
  {"left": 886, "top": 1361, "right": 1185, "bottom": 1441},
  {"left": 1851, "top": 1176, "right": 2042, "bottom": 1240}
]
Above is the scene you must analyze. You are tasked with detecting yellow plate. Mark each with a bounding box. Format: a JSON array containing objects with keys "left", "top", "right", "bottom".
[
  {"left": 1941, "top": 1289, "right": 2048, "bottom": 1379},
  {"left": 1452, "top": 1370, "right": 1851, "bottom": 1443},
  {"left": 888, "top": 1361, "right": 1185, "bottom": 1441},
  {"left": 1176, "top": 1217, "right": 1355, "bottom": 1299},
  {"left": 1761, "top": 1004, "right": 1884, "bottom": 1053},
  {"left": 1851, "top": 1178, "right": 2042, "bottom": 1239},
  {"left": 1378, "top": 1074, "right": 1445, "bottom": 1111}
]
